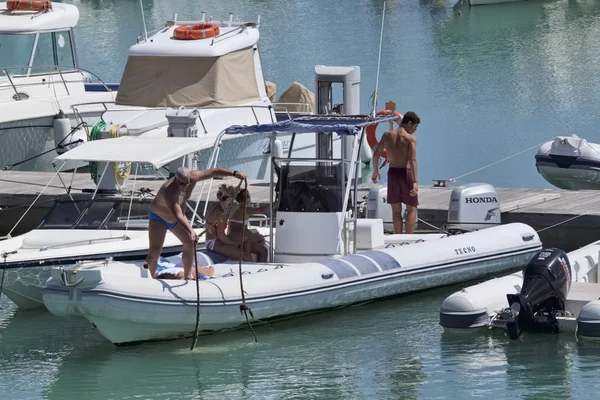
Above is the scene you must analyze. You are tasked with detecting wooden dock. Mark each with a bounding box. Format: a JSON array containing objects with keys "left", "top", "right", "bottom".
[{"left": 1, "top": 170, "right": 599, "bottom": 251}]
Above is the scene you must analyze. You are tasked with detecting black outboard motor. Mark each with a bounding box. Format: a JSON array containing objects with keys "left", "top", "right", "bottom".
[{"left": 505, "top": 248, "right": 571, "bottom": 340}]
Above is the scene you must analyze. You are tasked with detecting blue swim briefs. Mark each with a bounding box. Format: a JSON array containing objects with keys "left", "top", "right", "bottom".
[{"left": 148, "top": 210, "right": 177, "bottom": 230}]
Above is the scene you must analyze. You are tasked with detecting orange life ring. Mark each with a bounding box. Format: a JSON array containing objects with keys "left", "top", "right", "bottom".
[
  {"left": 366, "top": 109, "right": 402, "bottom": 166},
  {"left": 7, "top": 0, "right": 51, "bottom": 11},
  {"left": 173, "top": 23, "right": 220, "bottom": 40}
]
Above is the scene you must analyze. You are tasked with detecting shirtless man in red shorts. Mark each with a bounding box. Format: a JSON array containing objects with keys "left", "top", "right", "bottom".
[{"left": 371, "top": 111, "right": 420, "bottom": 234}]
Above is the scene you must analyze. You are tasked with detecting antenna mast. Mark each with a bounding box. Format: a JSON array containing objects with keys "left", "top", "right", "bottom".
[
  {"left": 139, "top": 0, "right": 148, "bottom": 40},
  {"left": 371, "top": 1, "right": 386, "bottom": 117}
]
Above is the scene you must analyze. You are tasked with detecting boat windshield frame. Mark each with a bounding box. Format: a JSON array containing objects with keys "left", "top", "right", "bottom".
[
  {"left": 0, "top": 28, "right": 78, "bottom": 73},
  {"left": 194, "top": 114, "right": 398, "bottom": 261}
]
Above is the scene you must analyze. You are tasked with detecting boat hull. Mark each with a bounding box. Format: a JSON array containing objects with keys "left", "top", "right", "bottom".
[
  {"left": 43, "top": 223, "right": 542, "bottom": 344},
  {"left": 536, "top": 162, "right": 600, "bottom": 190},
  {"left": 535, "top": 136, "right": 600, "bottom": 190},
  {"left": 1, "top": 266, "right": 49, "bottom": 309}
]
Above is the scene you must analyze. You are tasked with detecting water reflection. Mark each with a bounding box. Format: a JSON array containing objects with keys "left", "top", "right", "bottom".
[
  {"left": 439, "top": 326, "right": 580, "bottom": 398},
  {"left": 45, "top": 289, "right": 441, "bottom": 399},
  {"left": 0, "top": 308, "right": 99, "bottom": 400},
  {"left": 503, "top": 335, "right": 574, "bottom": 399}
]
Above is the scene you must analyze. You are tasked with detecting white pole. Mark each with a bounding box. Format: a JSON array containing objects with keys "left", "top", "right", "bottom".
[
  {"left": 139, "top": 0, "right": 148, "bottom": 40},
  {"left": 125, "top": 163, "right": 139, "bottom": 232},
  {"left": 371, "top": 1, "right": 386, "bottom": 117}
]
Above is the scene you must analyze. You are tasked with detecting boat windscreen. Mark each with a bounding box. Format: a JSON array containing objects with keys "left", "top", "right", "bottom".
[{"left": 277, "top": 163, "right": 346, "bottom": 213}]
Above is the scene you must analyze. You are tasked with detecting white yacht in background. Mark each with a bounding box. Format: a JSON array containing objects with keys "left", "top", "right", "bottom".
[
  {"left": 82, "top": 11, "right": 371, "bottom": 179},
  {"left": 0, "top": 1, "right": 117, "bottom": 171}
]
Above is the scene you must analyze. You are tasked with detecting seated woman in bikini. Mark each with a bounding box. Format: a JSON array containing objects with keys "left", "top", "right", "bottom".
[
  {"left": 227, "top": 189, "right": 271, "bottom": 263},
  {"left": 204, "top": 184, "right": 252, "bottom": 261}
]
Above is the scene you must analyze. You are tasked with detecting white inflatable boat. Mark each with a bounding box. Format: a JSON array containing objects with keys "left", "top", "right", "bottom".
[
  {"left": 42, "top": 116, "right": 542, "bottom": 345},
  {"left": 535, "top": 134, "right": 600, "bottom": 190},
  {"left": 440, "top": 241, "right": 600, "bottom": 340},
  {"left": 43, "top": 222, "right": 540, "bottom": 345}
]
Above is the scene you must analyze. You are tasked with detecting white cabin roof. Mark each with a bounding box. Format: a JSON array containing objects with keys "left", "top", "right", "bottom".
[
  {"left": 0, "top": 2, "right": 79, "bottom": 33},
  {"left": 129, "top": 21, "right": 260, "bottom": 57}
]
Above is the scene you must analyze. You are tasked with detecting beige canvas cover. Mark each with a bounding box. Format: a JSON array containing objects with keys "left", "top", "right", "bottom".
[
  {"left": 265, "top": 80, "right": 276, "bottom": 103},
  {"left": 276, "top": 82, "right": 315, "bottom": 113},
  {"left": 115, "top": 47, "right": 260, "bottom": 108}
]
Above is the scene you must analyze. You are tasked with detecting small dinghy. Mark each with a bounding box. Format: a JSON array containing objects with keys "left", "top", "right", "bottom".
[
  {"left": 535, "top": 134, "right": 600, "bottom": 190},
  {"left": 440, "top": 241, "right": 600, "bottom": 340},
  {"left": 42, "top": 116, "right": 543, "bottom": 345}
]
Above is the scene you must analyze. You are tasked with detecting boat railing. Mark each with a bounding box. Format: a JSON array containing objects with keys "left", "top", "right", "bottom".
[
  {"left": 0, "top": 65, "right": 115, "bottom": 101},
  {"left": 272, "top": 102, "right": 313, "bottom": 120},
  {"left": 72, "top": 103, "right": 276, "bottom": 137},
  {"left": 137, "top": 16, "right": 259, "bottom": 45}
]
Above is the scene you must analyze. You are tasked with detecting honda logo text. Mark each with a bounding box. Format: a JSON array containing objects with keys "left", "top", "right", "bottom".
[{"left": 465, "top": 197, "right": 498, "bottom": 204}]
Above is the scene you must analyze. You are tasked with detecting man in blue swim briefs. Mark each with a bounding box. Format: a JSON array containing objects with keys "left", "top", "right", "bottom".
[
  {"left": 371, "top": 111, "right": 420, "bottom": 234},
  {"left": 145, "top": 166, "right": 247, "bottom": 279}
]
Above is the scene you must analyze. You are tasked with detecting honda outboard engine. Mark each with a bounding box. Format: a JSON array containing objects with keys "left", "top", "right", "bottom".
[
  {"left": 504, "top": 248, "right": 571, "bottom": 340},
  {"left": 444, "top": 183, "right": 500, "bottom": 233}
]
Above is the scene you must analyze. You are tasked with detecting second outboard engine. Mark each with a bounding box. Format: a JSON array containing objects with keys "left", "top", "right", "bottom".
[{"left": 504, "top": 248, "right": 571, "bottom": 340}]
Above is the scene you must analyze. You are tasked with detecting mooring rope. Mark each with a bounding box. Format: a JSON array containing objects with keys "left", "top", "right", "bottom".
[
  {"left": 417, "top": 218, "right": 441, "bottom": 231},
  {"left": 190, "top": 242, "right": 202, "bottom": 350},
  {"left": 445, "top": 140, "right": 547, "bottom": 183},
  {"left": 237, "top": 178, "right": 258, "bottom": 343},
  {"left": 537, "top": 213, "right": 588, "bottom": 233},
  {"left": 189, "top": 178, "right": 257, "bottom": 350}
]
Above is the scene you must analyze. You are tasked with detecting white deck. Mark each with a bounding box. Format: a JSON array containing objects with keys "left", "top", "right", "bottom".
[{"left": 129, "top": 21, "right": 260, "bottom": 57}]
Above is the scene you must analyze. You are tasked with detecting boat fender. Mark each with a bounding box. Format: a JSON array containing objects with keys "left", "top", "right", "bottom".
[{"left": 53, "top": 111, "right": 86, "bottom": 154}]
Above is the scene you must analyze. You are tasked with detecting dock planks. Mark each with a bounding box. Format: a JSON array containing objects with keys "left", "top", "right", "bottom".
[{"left": 1, "top": 170, "right": 600, "bottom": 250}]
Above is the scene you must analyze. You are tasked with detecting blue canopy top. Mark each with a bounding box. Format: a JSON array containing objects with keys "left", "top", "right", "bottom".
[{"left": 224, "top": 116, "right": 376, "bottom": 136}]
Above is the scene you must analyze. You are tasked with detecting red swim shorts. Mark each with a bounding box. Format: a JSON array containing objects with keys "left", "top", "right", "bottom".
[{"left": 387, "top": 167, "right": 419, "bottom": 207}]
